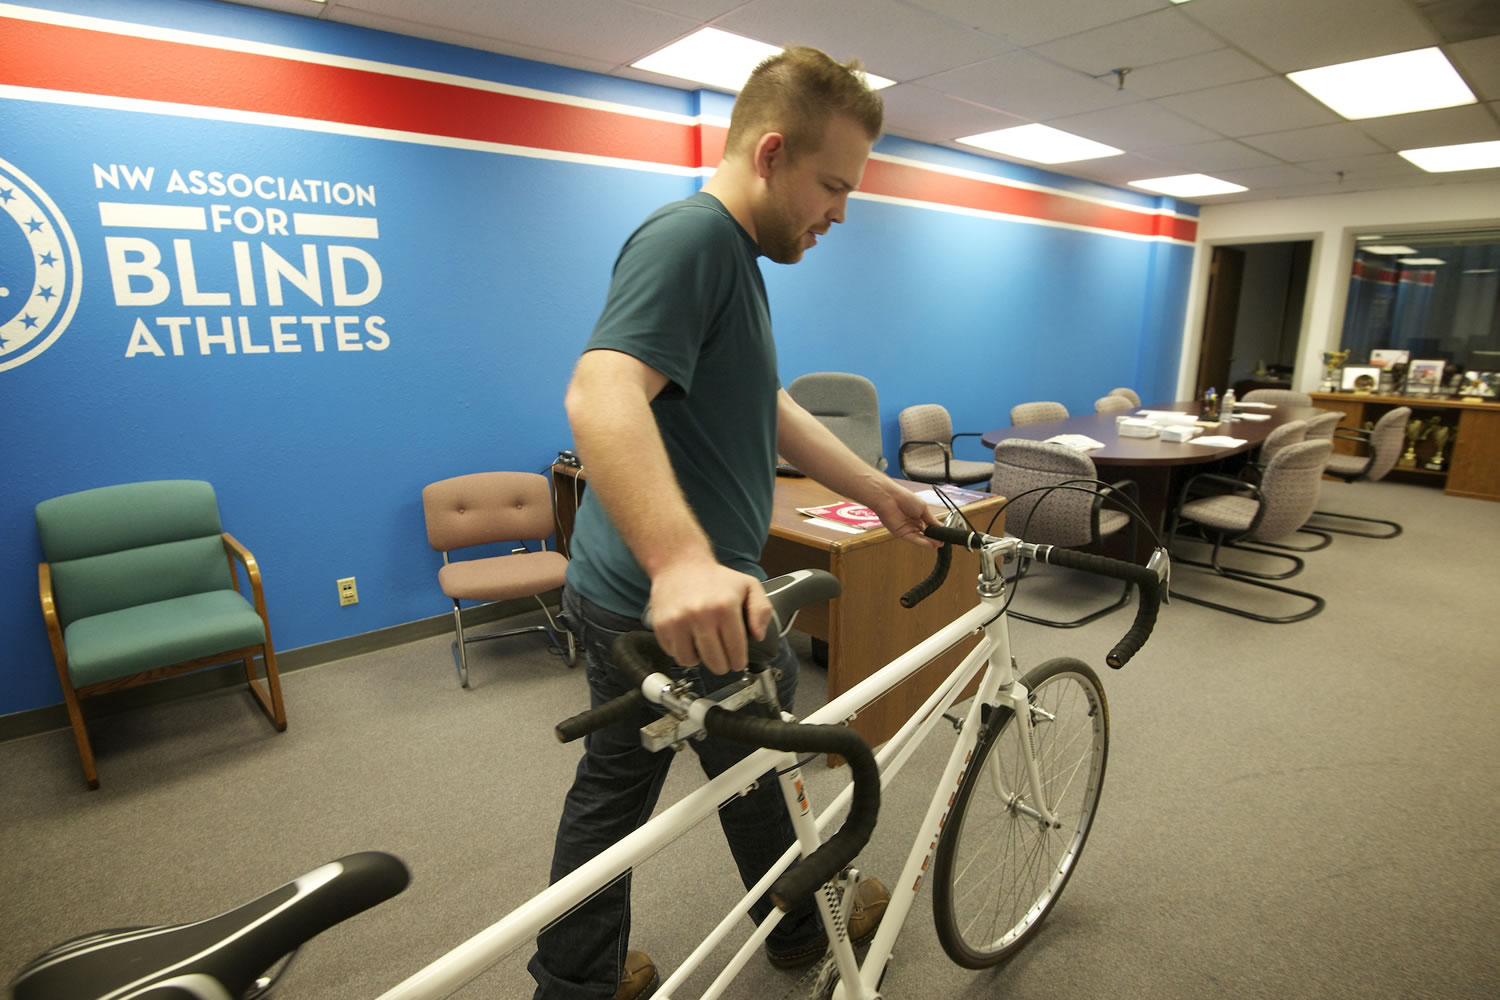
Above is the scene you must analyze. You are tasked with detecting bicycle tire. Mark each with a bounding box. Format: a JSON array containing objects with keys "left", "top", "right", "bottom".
[{"left": 931, "top": 657, "right": 1109, "bottom": 968}]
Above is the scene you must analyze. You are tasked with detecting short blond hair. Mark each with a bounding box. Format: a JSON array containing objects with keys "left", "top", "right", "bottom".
[{"left": 724, "top": 46, "right": 884, "bottom": 162}]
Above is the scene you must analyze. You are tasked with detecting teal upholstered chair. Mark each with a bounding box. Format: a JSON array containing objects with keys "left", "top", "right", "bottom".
[{"left": 35, "top": 480, "right": 286, "bottom": 789}]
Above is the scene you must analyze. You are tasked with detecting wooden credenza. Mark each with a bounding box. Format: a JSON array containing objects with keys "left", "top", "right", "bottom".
[{"left": 1309, "top": 392, "right": 1500, "bottom": 502}]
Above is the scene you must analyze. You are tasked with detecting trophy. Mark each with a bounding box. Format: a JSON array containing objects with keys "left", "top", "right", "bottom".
[
  {"left": 1321, "top": 349, "right": 1350, "bottom": 391},
  {"left": 1401, "top": 418, "right": 1422, "bottom": 467}
]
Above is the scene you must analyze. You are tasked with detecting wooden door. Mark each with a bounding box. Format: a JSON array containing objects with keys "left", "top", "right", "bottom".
[{"left": 1196, "top": 246, "right": 1244, "bottom": 396}]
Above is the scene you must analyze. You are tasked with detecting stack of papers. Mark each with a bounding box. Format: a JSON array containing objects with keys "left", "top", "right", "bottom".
[
  {"left": 1227, "top": 412, "right": 1271, "bottom": 422},
  {"left": 1235, "top": 401, "right": 1276, "bottom": 409},
  {"left": 1045, "top": 433, "right": 1106, "bottom": 451},
  {"left": 1189, "top": 435, "right": 1249, "bottom": 447}
]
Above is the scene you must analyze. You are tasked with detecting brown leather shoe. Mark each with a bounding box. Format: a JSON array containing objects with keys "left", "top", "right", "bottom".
[
  {"left": 613, "top": 951, "right": 660, "bottom": 1000},
  {"left": 766, "top": 877, "right": 890, "bottom": 969}
]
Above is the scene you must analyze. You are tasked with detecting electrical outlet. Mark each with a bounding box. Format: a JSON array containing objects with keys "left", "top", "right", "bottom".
[{"left": 337, "top": 577, "right": 358, "bottom": 606}]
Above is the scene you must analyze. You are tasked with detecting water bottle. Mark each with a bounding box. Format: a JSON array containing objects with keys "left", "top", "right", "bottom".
[{"left": 1220, "top": 388, "right": 1236, "bottom": 422}]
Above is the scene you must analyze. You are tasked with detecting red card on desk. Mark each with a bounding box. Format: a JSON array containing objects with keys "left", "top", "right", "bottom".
[{"left": 797, "top": 501, "right": 883, "bottom": 530}]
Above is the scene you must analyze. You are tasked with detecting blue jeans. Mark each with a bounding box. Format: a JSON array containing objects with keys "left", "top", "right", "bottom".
[{"left": 528, "top": 586, "right": 824, "bottom": 999}]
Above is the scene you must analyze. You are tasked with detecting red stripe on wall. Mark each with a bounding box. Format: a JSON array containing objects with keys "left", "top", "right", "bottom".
[{"left": 0, "top": 14, "right": 1195, "bottom": 243}]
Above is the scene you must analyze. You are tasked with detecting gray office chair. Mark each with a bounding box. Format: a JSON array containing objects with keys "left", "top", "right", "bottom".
[
  {"left": 1303, "top": 410, "right": 1343, "bottom": 442},
  {"left": 897, "top": 404, "right": 993, "bottom": 486},
  {"left": 1094, "top": 394, "right": 1134, "bottom": 415},
  {"left": 1307, "top": 405, "right": 1410, "bottom": 538},
  {"left": 988, "top": 439, "right": 1138, "bottom": 628},
  {"left": 1009, "top": 401, "right": 1069, "bottom": 426},
  {"left": 788, "top": 372, "right": 887, "bottom": 471},
  {"left": 1242, "top": 388, "right": 1313, "bottom": 407},
  {"left": 1108, "top": 387, "right": 1141, "bottom": 407},
  {"left": 1238, "top": 419, "right": 1332, "bottom": 553},
  {"left": 1167, "top": 439, "right": 1332, "bottom": 623}
]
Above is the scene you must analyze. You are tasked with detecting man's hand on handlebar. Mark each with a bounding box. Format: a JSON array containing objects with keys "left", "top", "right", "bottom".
[{"left": 648, "top": 559, "right": 774, "bottom": 675}]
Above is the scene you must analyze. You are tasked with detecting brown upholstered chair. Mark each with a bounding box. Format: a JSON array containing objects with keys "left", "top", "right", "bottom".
[
  {"left": 1242, "top": 388, "right": 1313, "bottom": 406},
  {"left": 897, "top": 404, "right": 993, "bottom": 486},
  {"left": 422, "top": 472, "right": 574, "bottom": 688},
  {"left": 1009, "top": 401, "right": 1069, "bottom": 426},
  {"left": 1094, "top": 394, "right": 1133, "bottom": 415},
  {"left": 1167, "top": 439, "right": 1333, "bottom": 623},
  {"left": 1239, "top": 419, "right": 1333, "bottom": 553},
  {"left": 1108, "top": 387, "right": 1142, "bottom": 407}
]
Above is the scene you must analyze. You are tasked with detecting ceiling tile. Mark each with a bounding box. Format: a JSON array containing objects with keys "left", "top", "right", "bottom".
[
  {"left": 1113, "top": 47, "right": 1274, "bottom": 100},
  {"left": 1447, "top": 34, "right": 1500, "bottom": 102},
  {"left": 715, "top": 0, "right": 1007, "bottom": 82},
  {"left": 900, "top": 0, "right": 1164, "bottom": 48},
  {"left": 1143, "top": 139, "right": 1282, "bottom": 172},
  {"left": 1355, "top": 103, "right": 1500, "bottom": 150},
  {"left": 879, "top": 84, "right": 1028, "bottom": 143},
  {"left": 1060, "top": 151, "right": 1189, "bottom": 187},
  {"left": 1180, "top": 0, "right": 1441, "bottom": 73},
  {"left": 1216, "top": 162, "right": 1328, "bottom": 189},
  {"left": 1031, "top": 8, "right": 1226, "bottom": 77},
  {"left": 1156, "top": 75, "right": 1340, "bottom": 136},
  {"left": 335, "top": 0, "right": 697, "bottom": 67},
  {"left": 1240, "top": 123, "right": 1388, "bottom": 162},
  {"left": 922, "top": 48, "right": 1135, "bottom": 121},
  {"left": 1295, "top": 152, "right": 1429, "bottom": 182},
  {"left": 1046, "top": 101, "right": 1222, "bottom": 149}
]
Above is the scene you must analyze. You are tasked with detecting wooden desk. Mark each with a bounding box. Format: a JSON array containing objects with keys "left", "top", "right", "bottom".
[
  {"left": 549, "top": 464, "right": 1006, "bottom": 752},
  {"left": 1308, "top": 392, "right": 1500, "bottom": 502},
  {"left": 980, "top": 402, "right": 1328, "bottom": 548}
]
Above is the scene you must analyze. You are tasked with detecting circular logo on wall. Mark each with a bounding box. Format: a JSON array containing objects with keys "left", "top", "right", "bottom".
[{"left": 0, "top": 156, "right": 83, "bottom": 373}]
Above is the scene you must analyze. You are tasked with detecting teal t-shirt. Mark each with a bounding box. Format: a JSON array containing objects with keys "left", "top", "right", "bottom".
[{"left": 566, "top": 192, "right": 780, "bottom": 618}]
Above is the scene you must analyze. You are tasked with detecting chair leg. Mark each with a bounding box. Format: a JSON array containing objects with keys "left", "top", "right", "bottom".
[
  {"left": 60, "top": 683, "right": 99, "bottom": 790},
  {"left": 1249, "top": 527, "right": 1334, "bottom": 552},
  {"left": 1168, "top": 536, "right": 1324, "bottom": 623},
  {"left": 243, "top": 646, "right": 287, "bottom": 731},
  {"left": 1306, "top": 508, "right": 1402, "bottom": 539},
  {"left": 450, "top": 601, "right": 470, "bottom": 689}
]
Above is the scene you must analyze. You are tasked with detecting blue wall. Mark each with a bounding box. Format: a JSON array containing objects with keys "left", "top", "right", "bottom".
[{"left": 0, "top": 0, "right": 1195, "bottom": 718}]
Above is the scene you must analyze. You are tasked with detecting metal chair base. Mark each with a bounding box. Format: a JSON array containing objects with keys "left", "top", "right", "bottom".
[
  {"left": 450, "top": 597, "right": 576, "bottom": 688},
  {"left": 1249, "top": 527, "right": 1334, "bottom": 552},
  {"left": 1168, "top": 538, "right": 1324, "bottom": 623},
  {"left": 1306, "top": 509, "right": 1402, "bottom": 539},
  {"left": 1007, "top": 557, "right": 1134, "bottom": 629}
]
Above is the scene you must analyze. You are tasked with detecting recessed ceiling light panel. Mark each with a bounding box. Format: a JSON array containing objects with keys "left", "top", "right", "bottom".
[
  {"left": 1399, "top": 140, "right": 1500, "bottom": 173},
  {"left": 956, "top": 124, "right": 1123, "bottom": 164},
  {"left": 632, "top": 27, "right": 894, "bottom": 93},
  {"left": 1359, "top": 245, "right": 1419, "bottom": 254},
  {"left": 1397, "top": 258, "right": 1445, "bottom": 265},
  {"left": 1287, "top": 47, "right": 1476, "bottom": 120},
  {"left": 1127, "top": 174, "right": 1247, "bottom": 197}
]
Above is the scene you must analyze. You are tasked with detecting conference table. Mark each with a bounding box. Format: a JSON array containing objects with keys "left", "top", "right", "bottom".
[
  {"left": 549, "top": 464, "right": 1006, "bottom": 755},
  {"left": 981, "top": 401, "right": 1331, "bottom": 559}
]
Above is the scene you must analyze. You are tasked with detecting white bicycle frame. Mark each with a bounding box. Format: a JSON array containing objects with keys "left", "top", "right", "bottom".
[{"left": 376, "top": 565, "right": 1048, "bottom": 1000}]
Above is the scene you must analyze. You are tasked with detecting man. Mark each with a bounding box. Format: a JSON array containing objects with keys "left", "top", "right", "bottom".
[{"left": 530, "top": 46, "right": 938, "bottom": 1000}]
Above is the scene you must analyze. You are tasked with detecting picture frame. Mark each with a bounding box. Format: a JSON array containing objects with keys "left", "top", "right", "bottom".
[
  {"left": 1340, "top": 365, "right": 1380, "bottom": 393},
  {"left": 1405, "top": 358, "right": 1445, "bottom": 396},
  {"left": 1369, "top": 348, "right": 1410, "bottom": 368},
  {"left": 1457, "top": 371, "right": 1499, "bottom": 399}
]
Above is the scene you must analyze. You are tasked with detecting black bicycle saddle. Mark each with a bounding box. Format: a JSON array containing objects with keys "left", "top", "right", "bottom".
[{"left": 9, "top": 851, "right": 409, "bottom": 1000}]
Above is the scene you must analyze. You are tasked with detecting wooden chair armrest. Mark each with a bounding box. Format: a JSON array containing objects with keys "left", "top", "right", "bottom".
[
  {"left": 222, "top": 533, "right": 269, "bottom": 613},
  {"left": 38, "top": 562, "right": 61, "bottom": 633}
]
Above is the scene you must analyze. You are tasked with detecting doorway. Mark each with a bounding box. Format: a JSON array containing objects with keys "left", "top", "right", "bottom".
[{"left": 1196, "top": 241, "right": 1312, "bottom": 397}]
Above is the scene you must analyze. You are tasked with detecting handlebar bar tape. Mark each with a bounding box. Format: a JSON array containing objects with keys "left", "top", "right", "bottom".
[
  {"left": 923, "top": 523, "right": 982, "bottom": 548},
  {"left": 900, "top": 541, "right": 952, "bottom": 608},
  {"left": 1031, "top": 546, "right": 1162, "bottom": 668},
  {"left": 555, "top": 689, "right": 648, "bottom": 743},
  {"left": 704, "top": 709, "right": 881, "bottom": 910}
]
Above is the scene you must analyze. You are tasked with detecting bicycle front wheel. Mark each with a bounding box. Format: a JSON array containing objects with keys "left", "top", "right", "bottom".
[{"left": 931, "top": 657, "right": 1109, "bottom": 968}]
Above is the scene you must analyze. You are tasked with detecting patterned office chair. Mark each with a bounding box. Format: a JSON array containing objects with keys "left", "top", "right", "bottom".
[
  {"left": 1094, "top": 394, "right": 1134, "bottom": 415},
  {"left": 1239, "top": 419, "right": 1332, "bottom": 554},
  {"left": 1009, "top": 401, "right": 1069, "bottom": 426},
  {"left": 1108, "top": 387, "right": 1142, "bottom": 407},
  {"left": 1306, "top": 406, "right": 1410, "bottom": 538},
  {"left": 1303, "top": 410, "right": 1343, "bottom": 441},
  {"left": 1167, "top": 439, "right": 1333, "bottom": 623},
  {"left": 897, "top": 404, "right": 993, "bottom": 486},
  {"left": 1242, "top": 388, "right": 1313, "bottom": 406},
  {"left": 988, "top": 439, "right": 1138, "bottom": 628}
]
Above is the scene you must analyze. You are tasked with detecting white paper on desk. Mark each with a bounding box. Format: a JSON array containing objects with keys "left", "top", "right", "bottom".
[
  {"left": 1227, "top": 412, "right": 1270, "bottom": 421},
  {"left": 1045, "top": 433, "right": 1106, "bottom": 451},
  {"left": 802, "top": 516, "right": 864, "bottom": 533},
  {"left": 1189, "top": 435, "right": 1249, "bottom": 447},
  {"left": 1235, "top": 401, "right": 1275, "bottom": 409},
  {"left": 1134, "top": 410, "right": 1198, "bottom": 425}
]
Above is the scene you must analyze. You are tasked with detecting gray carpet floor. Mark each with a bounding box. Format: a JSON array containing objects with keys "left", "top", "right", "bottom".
[{"left": 2, "top": 476, "right": 1498, "bottom": 1000}]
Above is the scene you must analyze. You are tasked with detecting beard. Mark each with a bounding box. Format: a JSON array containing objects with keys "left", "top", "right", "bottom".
[{"left": 756, "top": 192, "right": 808, "bottom": 265}]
